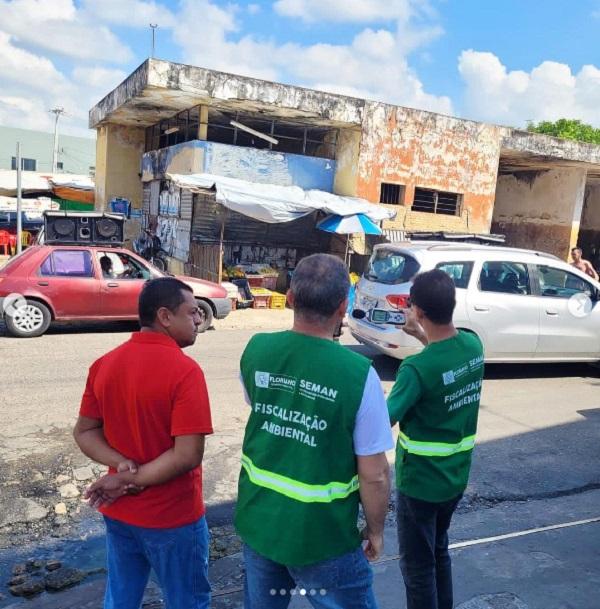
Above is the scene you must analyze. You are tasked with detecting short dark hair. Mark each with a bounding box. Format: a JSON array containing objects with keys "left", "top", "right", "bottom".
[
  {"left": 410, "top": 269, "right": 456, "bottom": 325},
  {"left": 572, "top": 247, "right": 582, "bottom": 253},
  {"left": 138, "top": 277, "right": 193, "bottom": 327},
  {"left": 290, "top": 254, "right": 349, "bottom": 322}
]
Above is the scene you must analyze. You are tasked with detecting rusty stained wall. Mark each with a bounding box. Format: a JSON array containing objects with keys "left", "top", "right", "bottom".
[
  {"left": 491, "top": 167, "right": 587, "bottom": 259},
  {"left": 355, "top": 102, "right": 505, "bottom": 234}
]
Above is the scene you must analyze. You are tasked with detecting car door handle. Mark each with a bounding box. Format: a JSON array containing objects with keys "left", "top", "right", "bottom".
[
  {"left": 473, "top": 305, "right": 490, "bottom": 312},
  {"left": 545, "top": 309, "right": 558, "bottom": 316},
  {"left": 37, "top": 281, "right": 49, "bottom": 286},
  {"left": 107, "top": 283, "right": 119, "bottom": 288}
]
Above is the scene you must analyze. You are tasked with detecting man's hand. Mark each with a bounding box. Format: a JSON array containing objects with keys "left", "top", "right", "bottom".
[
  {"left": 84, "top": 473, "right": 140, "bottom": 509},
  {"left": 399, "top": 308, "right": 428, "bottom": 346},
  {"left": 116, "top": 460, "right": 145, "bottom": 495},
  {"left": 361, "top": 527, "right": 384, "bottom": 562},
  {"left": 117, "top": 459, "right": 138, "bottom": 474}
]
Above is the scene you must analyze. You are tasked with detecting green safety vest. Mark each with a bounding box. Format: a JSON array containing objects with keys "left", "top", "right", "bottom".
[
  {"left": 395, "top": 331, "right": 484, "bottom": 503},
  {"left": 235, "top": 330, "right": 371, "bottom": 566}
]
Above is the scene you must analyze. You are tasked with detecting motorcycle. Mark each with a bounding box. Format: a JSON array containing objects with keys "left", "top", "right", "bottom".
[{"left": 133, "top": 228, "right": 169, "bottom": 273}]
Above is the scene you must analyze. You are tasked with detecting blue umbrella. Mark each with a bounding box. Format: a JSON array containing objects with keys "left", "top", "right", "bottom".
[
  {"left": 317, "top": 213, "right": 383, "bottom": 235},
  {"left": 317, "top": 213, "right": 382, "bottom": 264}
]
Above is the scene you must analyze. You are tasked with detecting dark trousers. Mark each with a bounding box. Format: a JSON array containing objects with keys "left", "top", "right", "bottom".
[{"left": 396, "top": 491, "right": 462, "bottom": 609}]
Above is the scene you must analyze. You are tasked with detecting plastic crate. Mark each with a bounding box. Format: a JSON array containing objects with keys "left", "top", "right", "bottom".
[
  {"left": 252, "top": 295, "right": 271, "bottom": 309},
  {"left": 270, "top": 292, "right": 287, "bottom": 309},
  {"left": 247, "top": 275, "right": 264, "bottom": 288}
]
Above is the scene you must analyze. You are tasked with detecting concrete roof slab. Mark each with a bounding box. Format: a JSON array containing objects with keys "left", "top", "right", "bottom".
[{"left": 89, "top": 59, "right": 365, "bottom": 129}]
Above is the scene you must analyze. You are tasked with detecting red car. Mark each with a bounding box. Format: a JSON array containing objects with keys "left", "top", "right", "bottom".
[{"left": 0, "top": 245, "right": 231, "bottom": 337}]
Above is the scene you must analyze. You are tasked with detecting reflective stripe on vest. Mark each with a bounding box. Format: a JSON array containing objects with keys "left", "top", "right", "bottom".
[
  {"left": 399, "top": 431, "right": 476, "bottom": 457},
  {"left": 241, "top": 453, "right": 359, "bottom": 504}
]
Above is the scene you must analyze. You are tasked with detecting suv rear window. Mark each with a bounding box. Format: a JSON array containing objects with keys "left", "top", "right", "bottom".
[{"left": 365, "top": 249, "right": 420, "bottom": 285}]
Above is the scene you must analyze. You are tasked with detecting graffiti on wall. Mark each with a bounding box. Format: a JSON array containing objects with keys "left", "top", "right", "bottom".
[{"left": 159, "top": 183, "right": 180, "bottom": 216}]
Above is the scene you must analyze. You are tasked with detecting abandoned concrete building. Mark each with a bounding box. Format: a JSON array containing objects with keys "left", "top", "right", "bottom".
[{"left": 90, "top": 58, "right": 600, "bottom": 277}]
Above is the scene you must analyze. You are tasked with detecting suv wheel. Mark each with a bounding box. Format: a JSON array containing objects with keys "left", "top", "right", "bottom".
[
  {"left": 5, "top": 299, "right": 51, "bottom": 338},
  {"left": 196, "top": 300, "right": 213, "bottom": 333}
]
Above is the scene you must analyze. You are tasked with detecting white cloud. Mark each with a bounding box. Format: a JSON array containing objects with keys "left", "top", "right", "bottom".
[
  {"left": 72, "top": 66, "right": 127, "bottom": 92},
  {"left": 0, "top": 96, "right": 59, "bottom": 133},
  {"left": 174, "top": 0, "right": 452, "bottom": 114},
  {"left": 273, "top": 0, "right": 412, "bottom": 23},
  {"left": 0, "top": 32, "right": 126, "bottom": 137},
  {"left": 247, "top": 4, "right": 261, "bottom": 15},
  {"left": 0, "top": 32, "right": 72, "bottom": 95},
  {"left": 459, "top": 50, "right": 600, "bottom": 127},
  {"left": 81, "top": 0, "right": 177, "bottom": 28},
  {"left": 0, "top": 0, "right": 132, "bottom": 63}
]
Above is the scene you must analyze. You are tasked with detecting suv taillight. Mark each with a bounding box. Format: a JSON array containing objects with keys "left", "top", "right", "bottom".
[{"left": 386, "top": 294, "right": 410, "bottom": 309}]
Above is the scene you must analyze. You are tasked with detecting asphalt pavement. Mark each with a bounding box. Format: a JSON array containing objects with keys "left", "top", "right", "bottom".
[{"left": 0, "top": 318, "right": 599, "bottom": 608}]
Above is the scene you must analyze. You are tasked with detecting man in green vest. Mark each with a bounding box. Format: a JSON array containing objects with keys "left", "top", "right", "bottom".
[
  {"left": 236, "top": 253, "right": 394, "bottom": 609},
  {"left": 388, "top": 269, "right": 484, "bottom": 609}
]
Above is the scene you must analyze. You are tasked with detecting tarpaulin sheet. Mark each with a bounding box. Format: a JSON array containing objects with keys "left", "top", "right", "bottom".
[{"left": 167, "top": 173, "right": 396, "bottom": 224}]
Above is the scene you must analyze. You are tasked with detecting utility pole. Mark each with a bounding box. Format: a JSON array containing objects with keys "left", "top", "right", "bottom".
[
  {"left": 50, "top": 107, "right": 65, "bottom": 173},
  {"left": 150, "top": 24, "right": 158, "bottom": 58},
  {"left": 16, "top": 143, "right": 22, "bottom": 254}
]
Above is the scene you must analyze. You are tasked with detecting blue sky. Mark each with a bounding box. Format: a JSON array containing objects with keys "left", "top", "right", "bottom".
[{"left": 1, "top": 0, "right": 600, "bottom": 138}]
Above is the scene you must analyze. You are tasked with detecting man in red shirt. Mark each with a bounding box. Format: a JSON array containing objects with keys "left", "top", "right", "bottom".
[{"left": 73, "top": 277, "right": 213, "bottom": 609}]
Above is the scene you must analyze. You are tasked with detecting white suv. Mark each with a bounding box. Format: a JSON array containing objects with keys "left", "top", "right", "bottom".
[{"left": 349, "top": 241, "right": 600, "bottom": 363}]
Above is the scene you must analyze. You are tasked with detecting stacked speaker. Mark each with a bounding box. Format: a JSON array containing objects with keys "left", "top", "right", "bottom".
[{"left": 44, "top": 212, "right": 125, "bottom": 245}]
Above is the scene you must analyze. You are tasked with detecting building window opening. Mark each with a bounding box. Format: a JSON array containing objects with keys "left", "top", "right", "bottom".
[
  {"left": 380, "top": 183, "right": 405, "bottom": 205},
  {"left": 11, "top": 157, "right": 37, "bottom": 171},
  {"left": 412, "top": 187, "right": 461, "bottom": 215},
  {"left": 145, "top": 106, "right": 338, "bottom": 159}
]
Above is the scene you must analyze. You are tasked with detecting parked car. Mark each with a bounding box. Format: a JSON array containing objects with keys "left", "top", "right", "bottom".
[
  {"left": 349, "top": 242, "right": 600, "bottom": 363},
  {"left": 0, "top": 245, "right": 231, "bottom": 337}
]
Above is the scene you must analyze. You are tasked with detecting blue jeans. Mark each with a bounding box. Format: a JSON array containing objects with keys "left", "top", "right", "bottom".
[
  {"left": 243, "top": 543, "right": 378, "bottom": 609},
  {"left": 103, "top": 515, "right": 210, "bottom": 609},
  {"left": 396, "top": 492, "right": 463, "bottom": 609}
]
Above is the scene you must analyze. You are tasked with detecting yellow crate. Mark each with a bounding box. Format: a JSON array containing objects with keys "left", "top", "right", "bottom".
[
  {"left": 270, "top": 292, "right": 287, "bottom": 309},
  {"left": 250, "top": 287, "right": 272, "bottom": 296}
]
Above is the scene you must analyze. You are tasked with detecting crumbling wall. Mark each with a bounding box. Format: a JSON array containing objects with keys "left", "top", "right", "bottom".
[
  {"left": 491, "top": 167, "right": 587, "bottom": 259},
  {"left": 356, "top": 102, "right": 504, "bottom": 234}
]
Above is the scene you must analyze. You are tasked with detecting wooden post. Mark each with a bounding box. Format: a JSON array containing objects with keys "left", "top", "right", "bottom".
[{"left": 217, "top": 220, "right": 225, "bottom": 284}]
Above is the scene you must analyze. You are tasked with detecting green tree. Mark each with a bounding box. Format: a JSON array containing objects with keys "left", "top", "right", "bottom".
[{"left": 527, "top": 119, "right": 600, "bottom": 145}]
